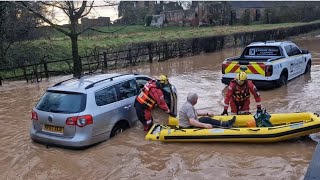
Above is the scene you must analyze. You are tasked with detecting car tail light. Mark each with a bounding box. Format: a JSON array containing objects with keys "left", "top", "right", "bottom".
[
  {"left": 265, "top": 65, "right": 273, "bottom": 77},
  {"left": 65, "top": 115, "right": 93, "bottom": 127},
  {"left": 31, "top": 110, "right": 38, "bottom": 121},
  {"left": 66, "top": 116, "right": 77, "bottom": 126}
]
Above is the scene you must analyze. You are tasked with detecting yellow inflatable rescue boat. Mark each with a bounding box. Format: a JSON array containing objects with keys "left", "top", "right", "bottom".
[{"left": 145, "top": 112, "right": 320, "bottom": 143}]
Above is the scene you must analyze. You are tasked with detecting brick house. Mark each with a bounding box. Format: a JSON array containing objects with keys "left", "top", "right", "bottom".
[{"left": 81, "top": 17, "right": 111, "bottom": 27}]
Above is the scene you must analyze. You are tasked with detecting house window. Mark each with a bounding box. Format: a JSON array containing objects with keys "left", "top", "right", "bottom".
[{"left": 256, "top": 9, "right": 261, "bottom": 21}]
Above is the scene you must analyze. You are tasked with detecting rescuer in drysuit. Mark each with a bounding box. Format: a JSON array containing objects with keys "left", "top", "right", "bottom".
[
  {"left": 222, "top": 70, "right": 262, "bottom": 115},
  {"left": 134, "top": 75, "right": 171, "bottom": 131}
]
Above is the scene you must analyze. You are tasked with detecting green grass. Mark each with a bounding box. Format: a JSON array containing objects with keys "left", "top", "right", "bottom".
[
  {"left": 86, "top": 21, "right": 320, "bottom": 40},
  {"left": 4, "top": 19, "right": 320, "bottom": 74},
  {"left": 43, "top": 20, "right": 320, "bottom": 51}
]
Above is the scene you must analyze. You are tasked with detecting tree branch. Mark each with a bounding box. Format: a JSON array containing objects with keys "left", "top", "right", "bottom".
[
  {"left": 79, "top": 1, "right": 94, "bottom": 18},
  {"left": 40, "top": 2, "right": 69, "bottom": 11},
  {"left": 87, "top": 26, "right": 128, "bottom": 34},
  {"left": 18, "top": 2, "right": 70, "bottom": 36},
  {"left": 74, "top": 1, "right": 88, "bottom": 19}
]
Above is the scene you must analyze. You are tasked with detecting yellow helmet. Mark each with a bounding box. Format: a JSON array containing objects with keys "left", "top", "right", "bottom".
[
  {"left": 236, "top": 71, "right": 247, "bottom": 85},
  {"left": 158, "top": 75, "right": 169, "bottom": 85}
]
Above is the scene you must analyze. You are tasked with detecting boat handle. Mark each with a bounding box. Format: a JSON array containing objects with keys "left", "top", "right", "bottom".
[
  {"left": 248, "top": 129, "right": 260, "bottom": 131},
  {"left": 174, "top": 129, "right": 186, "bottom": 132},
  {"left": 314, "top": 113, "right": 319, "bottom": 117}
]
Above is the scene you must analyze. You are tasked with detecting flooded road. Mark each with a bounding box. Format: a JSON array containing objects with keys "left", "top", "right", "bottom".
[{"left": 1, "top": 36, "right": 320, "bottom": 179}]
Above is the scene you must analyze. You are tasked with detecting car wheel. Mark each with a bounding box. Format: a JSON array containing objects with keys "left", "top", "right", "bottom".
[
  {"left": 304, "top": 62, "right": 311, "bottom": 74},
  {"left": 110, "top": 122, "right": 128, "bottom": 138},
  {"left": 277, "top": 74, "right": 287, "bottom": 87}
]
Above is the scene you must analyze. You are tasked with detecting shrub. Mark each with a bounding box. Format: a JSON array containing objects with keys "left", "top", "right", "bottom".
[
  {"left": 145, "top": 15, "right": 153, "bottom": 26},
  {"left": 240, "top": 9, "right": 250, "bottom": 25}
]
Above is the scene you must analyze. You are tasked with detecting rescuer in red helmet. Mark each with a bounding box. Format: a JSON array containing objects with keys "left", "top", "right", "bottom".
[
  {"left": 134, "top": 75, "right": 171, "bottom": 131},
  {"left": 222, "top": 66, "right": 262, "bottom": 115}
]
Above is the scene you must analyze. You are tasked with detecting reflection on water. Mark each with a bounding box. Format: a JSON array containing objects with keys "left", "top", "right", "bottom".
[{"left": 0, "top": 38, "right": 320, "bottom": 179}]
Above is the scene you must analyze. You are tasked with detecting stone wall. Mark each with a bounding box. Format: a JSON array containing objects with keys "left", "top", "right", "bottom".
[
  {"left": 150, "top": 10, "right": 198, "bottom": 27},
  {"left": 81, "top": 17, "right": 111, "bottom": 27},
  {"left": 150, "top": 14, "right": 165, "bottom": 28},
  {"left": 115, "top": 22, "right": 320, "bottom": 64}
]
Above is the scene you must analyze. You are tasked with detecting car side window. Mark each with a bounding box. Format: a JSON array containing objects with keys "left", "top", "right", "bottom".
[
  {"left": 136, "top": 77, "right": 151, "bottom": 91},
  {"left": 116, "top": 79, "right": 138, "bottom": 100},
  {"left": 285, "top": 44, "right": 301, "bottom": 57},
  {"left": 290, "top": 44, "right": 301, "bottom": 56},
  {"left": 95, "top": 86, "right": 117, "bottom": 106},
  {"left": 284, "top": 45, "right": 292, "bottom": 56}
]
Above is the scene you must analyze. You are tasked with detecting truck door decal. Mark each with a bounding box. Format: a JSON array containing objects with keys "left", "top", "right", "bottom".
[{"left": 290, "top": 57, "right": 305, "bottom": 76}]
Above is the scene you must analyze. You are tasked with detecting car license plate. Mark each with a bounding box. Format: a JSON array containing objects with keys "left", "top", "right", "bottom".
[{"left": 43, "top": 124, "right": 64, "bottom": 133}]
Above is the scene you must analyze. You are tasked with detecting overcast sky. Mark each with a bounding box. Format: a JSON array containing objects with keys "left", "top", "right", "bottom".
[
  {"left": 52, "top": 2, "right": 119, "bottom": 25},
  {"left": 51, "top": 1, "right": 191, "bottom": 25}
]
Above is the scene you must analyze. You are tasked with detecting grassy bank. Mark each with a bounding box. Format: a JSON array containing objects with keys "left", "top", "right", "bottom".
[
  {"left": 17, "top": 20, "right": 320, "bottom": 61},
  {"left": 2, "top": 20, "right": 320, "bottom": 82}
]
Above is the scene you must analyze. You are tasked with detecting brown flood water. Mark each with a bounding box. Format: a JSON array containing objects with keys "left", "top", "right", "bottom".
[{"left": 1, "top": 37, "right": 320, "bottom": 180}]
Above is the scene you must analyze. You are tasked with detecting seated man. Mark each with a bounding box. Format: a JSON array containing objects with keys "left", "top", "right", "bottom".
[{"left": 179, "top": 92, "right": 236, "bottom": 129}]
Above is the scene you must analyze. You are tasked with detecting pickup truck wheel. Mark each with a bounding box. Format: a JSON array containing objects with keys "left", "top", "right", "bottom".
[
  {"left": 304, "top": 62, "right": 311, "bottom": 74},
  {"left": 277, "top": 74, "right": 288, "bottom": 86}
]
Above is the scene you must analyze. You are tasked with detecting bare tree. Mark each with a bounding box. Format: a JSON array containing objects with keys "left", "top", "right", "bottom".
[
  {"left": 18, "top": 1, "right": 117, "bottom": 77},
  {"left": 0, "top": 2, "right": 42, "bottom": 68}
]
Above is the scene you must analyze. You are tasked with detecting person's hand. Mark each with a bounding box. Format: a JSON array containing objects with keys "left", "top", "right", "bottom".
[
  {"left": 166, "top": 109, "right": 171, "bottom": 114},
  {"left": 221, "top": 110, "right": 228, "bottom": 116},
  {"left": 204, "top": 124, "right": 212, "bottom": 129},
  {"left": 256, "top": 107, "right": 262, "bottom": 114}
]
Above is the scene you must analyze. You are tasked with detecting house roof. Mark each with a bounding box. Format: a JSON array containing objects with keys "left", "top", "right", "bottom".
[{"left": 229, "top": 1, "right": 301, "bottom": 8}]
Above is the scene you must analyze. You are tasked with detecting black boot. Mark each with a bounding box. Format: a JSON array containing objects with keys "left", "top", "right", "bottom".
[{"left": 227, "top": 116, "right": 236, "bottom": 127}]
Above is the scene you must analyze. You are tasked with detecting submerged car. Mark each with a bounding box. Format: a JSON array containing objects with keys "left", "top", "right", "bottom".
[{"left": 30, "top": 73, "right": 177, "bottom": 148}]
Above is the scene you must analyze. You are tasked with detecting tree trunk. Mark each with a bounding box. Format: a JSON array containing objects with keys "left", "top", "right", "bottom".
[
  {"left": 70, "top": 34, "right": 81, "bottom": 77},
  {"left": 0, "top": 3, "right": 5, "bottom": 67}
]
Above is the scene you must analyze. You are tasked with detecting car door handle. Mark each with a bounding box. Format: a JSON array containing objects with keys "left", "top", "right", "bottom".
[{"left": 124, "top": 105, "right": 131, "bottom": 110}]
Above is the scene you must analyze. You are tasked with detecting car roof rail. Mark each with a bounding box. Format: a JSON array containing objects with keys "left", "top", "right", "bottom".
[
  {"left": 53, "top": 77, "right": 79, "bottom": 87},
  {"left": 53, "top": 73, "right": 95, "bottom": 87},
  {"left": 84, "top": 73, "right": 131, "bottom": 90},
  {"left": 265, "top": 40, "right": 276, "bottom": 43},
  {"left": 281, "top": 41, "right": 292, "bottom": 44},
  {"left": 249, "top": 42, "right": 264, "bottom": 45}
]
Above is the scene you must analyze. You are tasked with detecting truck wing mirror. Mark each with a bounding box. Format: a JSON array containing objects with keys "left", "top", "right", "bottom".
[{"left": 301, "top": 49, "right": 309, "bottom": 54}]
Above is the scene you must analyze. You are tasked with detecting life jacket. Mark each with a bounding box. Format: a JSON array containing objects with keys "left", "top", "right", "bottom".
[
  {"left": 136, "top": 80, "right": 157, "bottom": 109},
  {"left": 232, "top": 80, "right": 250, "bottom": 102}
]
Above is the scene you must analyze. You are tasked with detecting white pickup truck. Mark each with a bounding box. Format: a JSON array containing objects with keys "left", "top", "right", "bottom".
[{"left": 221, "top": 41, "right": 312, "bottom": 88}]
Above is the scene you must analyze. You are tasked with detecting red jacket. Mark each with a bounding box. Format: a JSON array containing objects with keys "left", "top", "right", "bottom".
[
  {"left": 224, "top": 80, "right": 261, "bottom": 110},
  {"left": 136, "top": 80, "right": 169, "bottom": 111}
]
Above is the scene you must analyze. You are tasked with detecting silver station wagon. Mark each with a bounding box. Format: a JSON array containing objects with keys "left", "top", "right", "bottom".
[{"left": 30, "top": 73, "right": 177, "bottom": 148}]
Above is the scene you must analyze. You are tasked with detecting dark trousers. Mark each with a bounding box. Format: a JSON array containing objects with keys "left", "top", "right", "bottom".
[
  {"left": 198, "top": 117, "right": 224, "bottom": 127},
  {"left": 135, "top": 101, "right": 154, "bottom": 131}
]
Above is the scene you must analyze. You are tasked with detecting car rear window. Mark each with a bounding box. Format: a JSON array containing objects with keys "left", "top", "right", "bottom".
[
  {"left": 36, "top": 91, "right": 86, "bottom": 113},
  {"left": 242, "top": 46, "right": 281, "bottom": 56}
]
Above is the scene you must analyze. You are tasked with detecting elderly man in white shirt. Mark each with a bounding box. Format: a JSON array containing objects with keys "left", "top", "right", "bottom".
[{"left": 179, "top": 92, "right": 236, "bottom": 128}]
